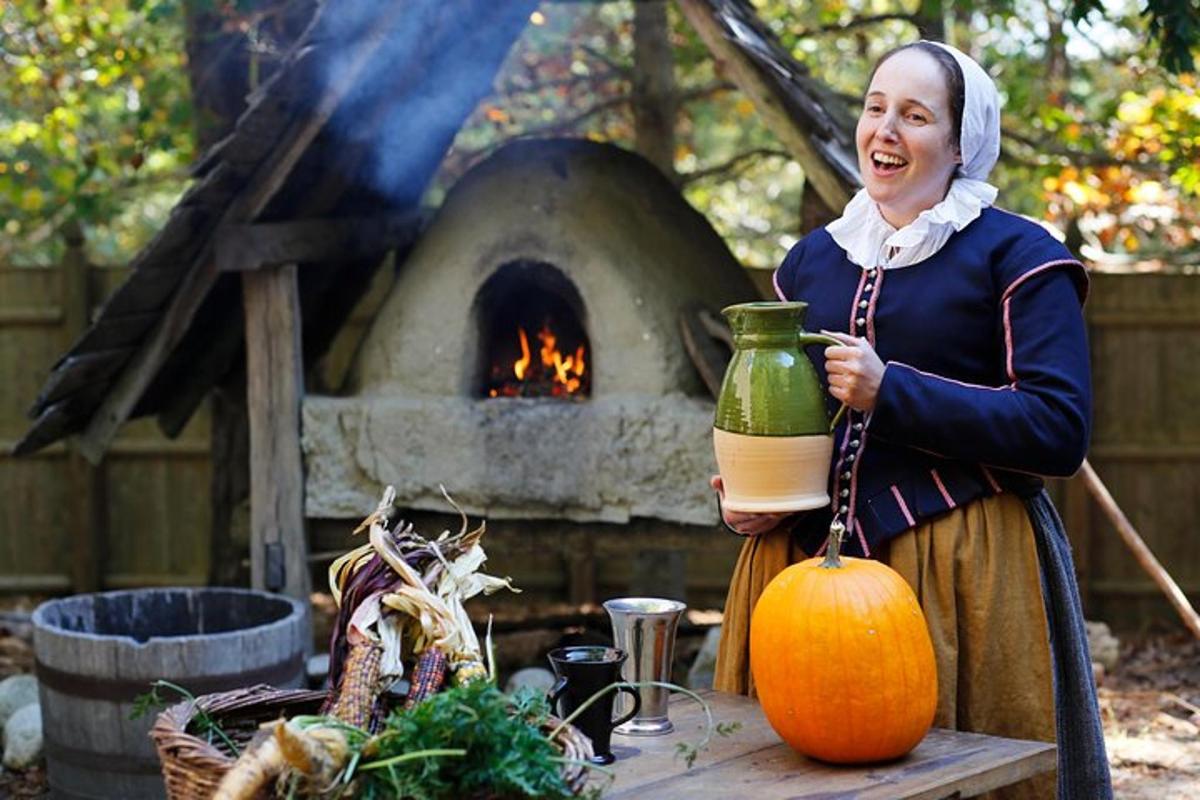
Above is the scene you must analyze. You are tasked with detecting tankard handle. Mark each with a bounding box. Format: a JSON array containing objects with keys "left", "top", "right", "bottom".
[{"left": 797, "top": 331, "right": 849, "bottom": 433}]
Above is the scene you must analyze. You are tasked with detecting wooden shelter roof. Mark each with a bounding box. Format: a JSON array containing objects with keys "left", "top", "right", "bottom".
[
  {"left": 685, "top": 0, "right": 860, "bottom": 194},
  {"left": 14, "top": 0, "right": 857, "bottom": 461}
]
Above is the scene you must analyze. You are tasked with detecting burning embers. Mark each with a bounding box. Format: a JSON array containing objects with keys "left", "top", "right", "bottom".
[
  {"left": 476, "top": 261, "right": 591, "bottom": 400},
  {"left": 487, "top": 321, "right": 589, "bottom": 398}
]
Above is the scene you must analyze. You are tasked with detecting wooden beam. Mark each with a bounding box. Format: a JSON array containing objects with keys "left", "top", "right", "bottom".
[
  {"left": 632, "top": 0, "right": 677, "bottom": 178},
  {"left": 73, "top": 0, "right": 411, "bottom": 464},
  {"left": 61, "top": 224, "right": 107, "bottom": 594},
  {"left": 679, "top": 305, "right": 731, "bottom": 399},
  {"left": 215, "top": 213, "right": 421, "bottom": 273},
  {"left": 0, "top": 308, "right": 62, "bottom": 326},
  {"left": 243, "top": 263, "right": 311, "bottom": 604},
  {"left": 676, "top": 0, "right": 856, "bottom": 211}
]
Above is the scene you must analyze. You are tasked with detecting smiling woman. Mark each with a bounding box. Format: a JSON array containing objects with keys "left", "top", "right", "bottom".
[
  {"left": 857, "top": 46, "right": 964, "bottom": 229},
  {"left": 711, "top": 40, "right": 1114, "bottom": 800}
]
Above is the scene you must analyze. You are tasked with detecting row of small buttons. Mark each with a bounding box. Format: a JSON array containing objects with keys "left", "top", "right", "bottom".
[{"left": 834, "top": 268, "right": 878, "bottom": 523}]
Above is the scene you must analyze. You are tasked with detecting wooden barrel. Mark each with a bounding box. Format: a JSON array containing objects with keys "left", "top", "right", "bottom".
[{"left": 32, "top": 588, "right": 307, "bottom": 800}]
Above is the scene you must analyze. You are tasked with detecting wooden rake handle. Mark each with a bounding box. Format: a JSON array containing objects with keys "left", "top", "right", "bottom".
[{"left": 1080, "top": 458, "right": 1200, "bottom": 640}]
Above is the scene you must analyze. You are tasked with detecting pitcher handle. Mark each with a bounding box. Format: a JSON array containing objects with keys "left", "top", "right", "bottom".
[
  {"left": 796, "top": 332, "right": 842, "bottom": 349},
  {"left": 611, "top": 683, "right": 642, "bottom": 728},
  {"left": 547, "top": 676, "right": 568, "bottom": 715},
  {"left": 797, "top": 331, "right": 849, "bottom": 433}
]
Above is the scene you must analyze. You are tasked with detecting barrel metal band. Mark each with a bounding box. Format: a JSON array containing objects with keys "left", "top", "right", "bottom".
[
  {"left": 34, "top": 652, "right": 305, "bottom": 703},
  {"left": 44, "top": 737, "right": 164, "bottom": 776}
]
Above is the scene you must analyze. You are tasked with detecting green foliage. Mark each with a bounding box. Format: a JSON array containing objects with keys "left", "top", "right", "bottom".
[
  {"left": 676, "top": 720, "right": 742, "bottom": 769},
  {"left": 1141, "top": 0, "right": 1199, "bottom": 75},
  {"left": 0, "top": 0, "right": 193, "bottom": 263},
  {"left": 354, "top": 681, "right": 582, "bottom": 800},
  {"left": 129, "top": 679, "right": 240, "bottom": 755},
  {"left": 1, "top": 0, "right": 1197, "bottom": 269}
]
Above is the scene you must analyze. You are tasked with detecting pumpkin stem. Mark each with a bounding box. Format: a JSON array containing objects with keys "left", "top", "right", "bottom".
[{"left": 820, "top": 520, "right": 845, "bottom": 569}]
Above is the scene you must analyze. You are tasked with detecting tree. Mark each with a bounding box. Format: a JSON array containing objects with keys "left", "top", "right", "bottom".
[
  {"left": 0, "top": 0, "right": 194, "bottom": 264},
  {"left": 437, "top": 0, "right": 1198, "bottom": 268},
  {"left": 3, "top": 0, "right": 1198, "bottom": 269}
]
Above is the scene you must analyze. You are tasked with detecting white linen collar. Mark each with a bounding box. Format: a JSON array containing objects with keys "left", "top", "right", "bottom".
[{"left": 825, "top": 177, "right": 998, "bottom": 269}]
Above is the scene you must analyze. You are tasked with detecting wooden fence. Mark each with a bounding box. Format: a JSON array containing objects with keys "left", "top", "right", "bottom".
[
  {"left": 1054, "top": 272, "right": 1200, "bottom": 630},
  {"left": 0, "top": 251, "right": 211, "bottom": 592},
  {"left": 1, "top": 254, "right": 1197, "bottom": 630}
]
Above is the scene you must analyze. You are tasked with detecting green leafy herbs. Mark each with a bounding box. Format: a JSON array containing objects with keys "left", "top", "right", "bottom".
[
  {"left": 354, "top": 681, "right": 581, "bottom": 800},
  {"left": 129, "top": 679, "right": 239, "bottom": 756},
  {"left": 676, "top": 721, "right": 742, "bottom": 769}
]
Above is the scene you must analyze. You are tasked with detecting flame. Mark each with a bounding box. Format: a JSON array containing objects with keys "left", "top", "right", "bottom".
[
  {"left": 513, "top": 327, "right": 532, "bottom": 380},
  {"left": 492, "top": 322, "right": 587, "bottom": 398},
  {"left": 536, "top": 324, "right": 584, "bottom": 393}
]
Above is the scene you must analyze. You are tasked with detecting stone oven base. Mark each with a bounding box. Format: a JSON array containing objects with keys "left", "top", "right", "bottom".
[{"left": 302, "top": 393, "right": 721, "bottom": 525}]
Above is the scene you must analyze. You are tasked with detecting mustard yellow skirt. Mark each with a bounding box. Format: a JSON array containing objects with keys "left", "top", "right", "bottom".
[{"left": 714, "top": 493, "right": 1056, "bottom": 799}]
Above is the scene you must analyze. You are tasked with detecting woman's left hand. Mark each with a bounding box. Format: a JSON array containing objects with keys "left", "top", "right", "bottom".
[{"left": 821, "top": 330, "right": 885, "bottom": 412}]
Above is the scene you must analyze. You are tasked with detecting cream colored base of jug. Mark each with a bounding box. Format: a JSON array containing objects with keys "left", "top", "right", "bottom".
[{"left": 713, "top": 427, "right": 833, "bottom": 513}]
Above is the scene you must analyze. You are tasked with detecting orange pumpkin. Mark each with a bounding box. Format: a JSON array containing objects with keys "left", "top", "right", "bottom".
[{"left": 749, "top": 522, "right": 937, "bottom": 763}]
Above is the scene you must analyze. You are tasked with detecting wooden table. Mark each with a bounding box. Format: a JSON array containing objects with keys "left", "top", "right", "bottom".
[{"left": 604, "top": 690, "right": 1055, "bottom": 799}]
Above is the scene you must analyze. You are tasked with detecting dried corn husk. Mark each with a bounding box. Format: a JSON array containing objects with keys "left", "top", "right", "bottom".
[{"left": 325, "top": 485, "right": 516, "bottom": 706}]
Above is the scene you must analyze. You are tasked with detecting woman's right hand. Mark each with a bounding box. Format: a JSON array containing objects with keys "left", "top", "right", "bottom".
[{"left": 711, "top": 476, "right": 793, "bottom": 536}]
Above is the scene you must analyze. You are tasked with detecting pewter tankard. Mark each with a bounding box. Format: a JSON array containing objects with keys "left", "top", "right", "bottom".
[{"left": 604, "top": 597, "right": 686, "bottom": 736}]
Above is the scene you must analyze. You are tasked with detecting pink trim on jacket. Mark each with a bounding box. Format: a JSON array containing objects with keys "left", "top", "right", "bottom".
[
  {"left": 865, "top": 267, "right": 883, "bottom": 346},
  {"left": 772, "top": 267, "right": 788, "bottom": 301},
  {"left": 846, "top": 427, "right": 870, "bottom": 534},
  {"left": 830, "top": 269, "right": 872, "bottom": 509},
  {"left": 847, "top": 268, "right": 869, "bottom": 334},
  {"left": 830, "top": 411, "right": 855, "bottom": 511},
  {"left": 1003, "top": 297, "right": 1017, "bottom": 383},
  {"left": 854, "top": 518, "right": 871, "bottom": 557},
  {"left": 1001, "top": 259, "right": 1085, "bottom": 384},
  {"left": 890, "top": 484, "right": 916, "bottom": 527},
  {"left": 931, "top": 468, "right": 956, "bottom": 508},
  {"left": 888, "top": 361, "right": 1016, "bottom": 392},
  {"left": 1000, "top": 259, "right": 1084, "bottom": 304}
]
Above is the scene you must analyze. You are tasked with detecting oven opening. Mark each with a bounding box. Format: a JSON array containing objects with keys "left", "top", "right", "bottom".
[{"left": 475, "top": 261, "right": 591, "bottom": 400}]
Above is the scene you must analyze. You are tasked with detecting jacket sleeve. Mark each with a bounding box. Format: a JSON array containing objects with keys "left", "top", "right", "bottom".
[
  {"left": 772, "top": 238, "right": 807, "bottom": 301},
  {"left": 869, "top": 263, "right": 1092, "bottom": 477}
]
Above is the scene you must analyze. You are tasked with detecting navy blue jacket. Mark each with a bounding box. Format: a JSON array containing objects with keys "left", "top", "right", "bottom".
[{"left": 774, "top": 207, "right": 1091, "bottom": 557}]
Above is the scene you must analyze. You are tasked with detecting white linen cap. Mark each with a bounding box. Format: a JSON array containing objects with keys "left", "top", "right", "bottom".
[{"left": 926, "top": 40, "right": 1001, "bottom": 182}]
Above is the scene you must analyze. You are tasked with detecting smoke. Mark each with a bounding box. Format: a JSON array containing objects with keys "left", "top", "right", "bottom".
[{"left": 300, "top": 0, "right": 541, "bottom": 209}]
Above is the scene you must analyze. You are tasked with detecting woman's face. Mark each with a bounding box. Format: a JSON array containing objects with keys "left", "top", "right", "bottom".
[{"left": 856, "top": 48, "right": 961, "bottom": 228}]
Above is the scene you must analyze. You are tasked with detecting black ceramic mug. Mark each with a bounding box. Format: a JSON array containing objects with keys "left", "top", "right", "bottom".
[{"left": 546, "top": 646, "right": 641, "bottom": 764}]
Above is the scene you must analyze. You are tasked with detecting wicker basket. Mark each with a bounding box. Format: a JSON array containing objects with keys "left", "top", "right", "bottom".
[{"left": 151, "top": 684, "right": 594, "bottom": 800}]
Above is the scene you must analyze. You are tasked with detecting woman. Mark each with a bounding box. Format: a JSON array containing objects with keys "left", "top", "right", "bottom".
[{"left": 712, "top": 42, "right": 1112, "bottom": 799}]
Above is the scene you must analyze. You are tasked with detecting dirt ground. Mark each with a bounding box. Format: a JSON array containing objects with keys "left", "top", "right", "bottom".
[
  {"left": 1099, "top": 631, "right": 1200, "bottom": 799},
  {"left": 0, "top": 598, "right": 1197, "bottom": 798}
]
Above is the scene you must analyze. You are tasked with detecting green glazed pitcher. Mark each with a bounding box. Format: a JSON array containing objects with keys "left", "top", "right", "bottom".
[{"left": 713, "top": 302, "right": 842, "bottom": 513}]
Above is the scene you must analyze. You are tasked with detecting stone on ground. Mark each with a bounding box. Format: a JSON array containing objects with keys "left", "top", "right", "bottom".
[
  {"left": 0, "top": 675, "right": 37, "bottom": 730},
  {"left": 2, "top": 703, "right": 42, "bottom": 769}
]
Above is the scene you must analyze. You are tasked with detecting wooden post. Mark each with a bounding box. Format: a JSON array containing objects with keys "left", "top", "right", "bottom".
[
  {"left": 632, "top": 0, "right": 677, "bottom": 179},
  {"left": 800, "top": 184, "right": 838, "bottom": 234},
  {"left": 242, "top": 264, "right": 311, "bottom": 605},
  {"left": 565, "top": 528, "right": 597, "bottom": 607},
  {"left": 632, "top": 550, "right": 687, "bottom": 603},
  {"left": 61, "top": 222, "right": 106, "bottom": 592}
]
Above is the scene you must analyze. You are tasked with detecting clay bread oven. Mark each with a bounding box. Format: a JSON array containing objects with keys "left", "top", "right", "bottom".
[{"left": 302, "top": 138, "right": 757, "bottom": 527}]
